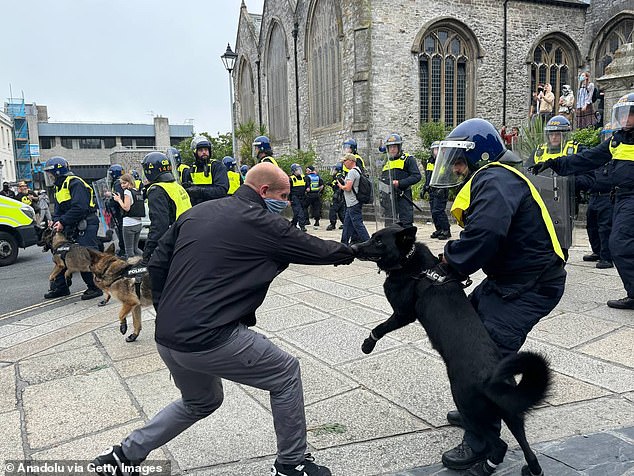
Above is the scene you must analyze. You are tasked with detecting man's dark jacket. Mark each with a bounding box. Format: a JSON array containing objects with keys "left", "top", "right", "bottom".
[{"left": 149, "top": 185, "right": 354, "bottom": 352}]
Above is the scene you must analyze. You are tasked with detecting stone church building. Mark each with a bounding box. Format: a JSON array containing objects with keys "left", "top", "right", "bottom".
[{"left": 234, "top": 0, "right": 634, "bottom": 164}]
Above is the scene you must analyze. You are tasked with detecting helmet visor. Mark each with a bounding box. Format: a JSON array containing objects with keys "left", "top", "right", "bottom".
[
  {"left": 429, "top": 140, "right": 475, "bottom": 188},
  {"left": 611, "top": 102, "right": 634, "bottom": 131},
  {"left": 44, "top": 172, "right": 57, "bottom": 187},
  {"left": 543, "top": 130, "right": 568, "bottom": 155}
]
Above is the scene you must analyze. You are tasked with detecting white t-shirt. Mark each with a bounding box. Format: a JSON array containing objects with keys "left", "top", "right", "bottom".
[
  {"left": 343, "top": 168, "right": 360, "bottom": 207},
  {"left": 122, "top": 189, "right": 142, "bottom": 226}
]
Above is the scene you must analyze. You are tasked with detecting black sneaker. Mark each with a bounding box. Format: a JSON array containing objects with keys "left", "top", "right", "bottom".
[
  {"left": 596, "top": 260, "right": 614, "bottom": 269},
  {"left": 81, "top": 288, "right": 103, "bottom": 301},
  {"left": 442, "top": 441, "right": 487, "bottom": 470},
  {"left": 430, "top": 230, "right": 441, "bottom": 238},
  {"left": 326, "top": 223, "right": 336, "bottom": 231},
  {"left": 446, "top": 409, "right": 464, "bottom": 427},
  {"left": 607, "top": 297, "right": 634, "bottom": 309},
  {"left": 338, "top": 225, "right": 344, "bottom": 229},
  {"left": 314, "top": 220, "right": 320, "bottom": 227},
  {"left": 44, "top": 288, "right": 70, "bottom": 299},
  {"left": 583, "top": 253, "right": 600, "bottom": 262},
  {"left": 271, "top": 454, "right": 331, "bottom": 476},
  {"left": 93, "top": 445, "right": 139, "bottom": 476}
]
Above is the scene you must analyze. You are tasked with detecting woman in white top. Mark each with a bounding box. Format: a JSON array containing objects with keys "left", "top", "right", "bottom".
[{"left": 113, "top": 173, "right": 145, "bottom": 258}]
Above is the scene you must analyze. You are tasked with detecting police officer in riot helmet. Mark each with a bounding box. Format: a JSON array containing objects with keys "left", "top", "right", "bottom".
[
  {"left": 181, "top": 136, "right": 229, "bottom": 206},
  {"left": 379, "top": 133, "right": 421, "bottom": 227},
  {"left": 430, "top": 118, "right": 566, "bottom": 474},
  {"left": 253, "top": 136, "right": 280, "bottom": 167},
  {"left": 327, "top": 162, "right": 346, "bottom": 231},
  {"left": 531, "top": 92, "right": 634, "bottom": 309},
  {"left": 289, "top": 163, "right": 308, "bottom": 231},
  {"left": 530, "top": 115, "right": 583, "bottom": 167},
  {"left": 106, "top": 164, "right": 127, "bottom": 257},
  {"left": 223, "top": 156, "right": 243, "bottom": 195},
  {"left": 141, "top": 152, "right": 192, "bottom": 265},
  {"left": 342, "top": 138, "right": 366, "bottom": 173},
  {"left": 43, "top": 156, "right": 104, "bottom": 300},
  {"left": 240, "top": 164, "right": 249, "bottom": 180}
]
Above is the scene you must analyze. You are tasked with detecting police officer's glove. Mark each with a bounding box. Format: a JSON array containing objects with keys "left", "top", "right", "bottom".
[
  {"left": 420, "top": 185, "right": 430, "bottom": 199},
  {"left": 528, "top": 159, "right": 555, "bottom": 175}
]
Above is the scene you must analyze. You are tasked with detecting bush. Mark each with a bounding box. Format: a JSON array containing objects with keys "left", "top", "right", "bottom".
[{"left": 571, "top": 127, "right": 601, "bottom": 147}]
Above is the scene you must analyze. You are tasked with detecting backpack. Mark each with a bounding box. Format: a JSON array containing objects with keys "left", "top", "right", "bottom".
[
  {"left": 352, "top": 167, "right": 374, "bottom": 205},
  {"left": 591, "top": 84, "right": 600, "bottom": 103}
]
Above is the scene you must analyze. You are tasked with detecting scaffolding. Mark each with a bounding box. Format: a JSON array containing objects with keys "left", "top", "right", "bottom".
[{"left": 4, "top": 96, "right": 33, "bottom": 184}]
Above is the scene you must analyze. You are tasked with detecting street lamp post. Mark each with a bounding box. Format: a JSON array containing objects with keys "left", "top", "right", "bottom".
[{"left": 221, "top": 43, "right": 238, "bottom": 164}]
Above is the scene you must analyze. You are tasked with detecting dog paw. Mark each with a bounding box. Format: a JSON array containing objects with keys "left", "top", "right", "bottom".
[
  {"left": 120, "top": 322, "right": 128, "bottom": 335},
  {"left": 98, "top": 299, "right": 108, "bottom": 307},
  {"left": 126, "top": 333, "right": 138, "bottom": 343},
  {"left": 361, "top": 338, "right": 377, "bottom": 354}
]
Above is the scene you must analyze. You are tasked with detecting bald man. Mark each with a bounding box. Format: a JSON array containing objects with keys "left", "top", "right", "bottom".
[{"left": 94, "top": 163, "right": 351, "bottom": 476}]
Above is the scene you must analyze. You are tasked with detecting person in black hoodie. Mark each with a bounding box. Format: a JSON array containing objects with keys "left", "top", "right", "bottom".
[{"left": 93, "top": 163, "right": 354, "bottom": 476}]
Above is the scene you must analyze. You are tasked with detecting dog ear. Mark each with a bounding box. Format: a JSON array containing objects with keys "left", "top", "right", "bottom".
[
  {"left": 105, "top": 243, "right": 115, "bottom": 255},
  {"left": 397, "top": 226, "right": 418, "bottom": 245}
]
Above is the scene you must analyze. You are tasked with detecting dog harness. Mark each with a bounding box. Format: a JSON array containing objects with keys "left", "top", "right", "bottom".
[{"left": 52, "top": 244, "right": 72, "bottom": 261}]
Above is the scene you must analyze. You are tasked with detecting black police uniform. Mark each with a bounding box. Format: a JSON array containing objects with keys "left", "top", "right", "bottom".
[
  {"left": 424, "top": 157, "right": 450, "bottom": 234},
  {"left": 547, "top": 129, "right": 634, "bottom": 300},
  {"left": 304, "top": 172, "right": 324, "bottom": 225},
  {"left": 328, "top": 171, "right": 346, "bottom": 228},
  {"left": 49, "top": 174, "right": 102, "bottom": 296},
  {"left": 575, "top": 166, "right": 613, "bottom": 264},
  {"left": 289, "top": 174, "right": 307, "bottom": 229},
  {"left": 444, "top": 165, "right": 566, "bottom": 454},
  {"left": 380, "top": 153, "right": 421, "bottom": 227},
  {"left": 181, "top": 159, "right": 229, "bottom": 206}
]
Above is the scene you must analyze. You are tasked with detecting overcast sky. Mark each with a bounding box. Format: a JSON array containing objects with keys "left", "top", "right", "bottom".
[{"left": 1, "top": 0, "right": 265, "bottom": 135}]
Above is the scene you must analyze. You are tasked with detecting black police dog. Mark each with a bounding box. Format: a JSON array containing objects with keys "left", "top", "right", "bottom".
[{"left": 352, "top": 224, "right": 551, "bottom": 476}]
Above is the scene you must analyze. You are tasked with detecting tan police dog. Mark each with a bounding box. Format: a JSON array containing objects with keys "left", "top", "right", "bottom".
[
  {"left": 87, "top": 244, "right": 152, "bottom": 342},
  {"left": 40, "top": 227, "right": 92, "bottom": 287}
]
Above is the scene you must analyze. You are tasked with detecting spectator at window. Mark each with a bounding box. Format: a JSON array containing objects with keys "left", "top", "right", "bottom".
[
  {"left": 576, "top": 72, "right": 595, "bottom": 129},
  {"left": 538, "top": 83, "right": 555, "bottom": 122},
  {"left": 558, "top": 84, "right": 575, "bottom": 123}
]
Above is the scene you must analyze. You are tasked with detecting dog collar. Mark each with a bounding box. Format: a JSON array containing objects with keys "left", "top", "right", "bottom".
[{"left": 380, "top": 244, "right": 418, "bottom": 275}]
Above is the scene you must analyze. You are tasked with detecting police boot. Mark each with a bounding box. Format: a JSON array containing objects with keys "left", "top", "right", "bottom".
[
  {"left": 582, "top": 253, "right": 600, "bottom": 262},
  {"left": 596, "top": 260, "right": 614, "bottom": 269},
  {"left": 430, "top": 230, "right": 441, "bottom": 238},
  {"left": 81, "top": 288, "right": 103, "bottom": 301},
  {"left": 314, "top": 219, "right": 320, "bottom": 227},
  {"left": 607, "top": 297, "right": 634, "bottom": 309},
  {"left": 326, "top": 223, "right": 336, "bottom": 231},
  {"left": 437, "top": 230, "right": 452, "bottom": 240},
  {"left": 447, "top": 409, "right": 464, "bottom": 427},
  {"left": 442, "top": 441, "right": 488, "bottom": 470},
  {"left": 44, "top": 287, "right": 71, "bottom": 299}
]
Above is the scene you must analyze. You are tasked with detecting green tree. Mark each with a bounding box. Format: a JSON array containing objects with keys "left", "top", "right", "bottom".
[
  {"left": 174, "top": 132, "right": 233, "bottom": 166},
  {"left": 235, "top": 120, "right": 268, "bottom": 166}
]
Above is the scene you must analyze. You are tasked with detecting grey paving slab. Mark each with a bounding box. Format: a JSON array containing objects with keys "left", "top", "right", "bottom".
[
  {"left": 164, "top": 381, "right": 277, "bottom": 470},
  {"left": 583, "top": 304, "right": 634, "bottom": 326},
  {"left": 331, "top": 305, "right": 391, "bottom": 326},
  {"left": 32, "top": 333, "right": 96, "bottom": 357},
  {"left": 257, "top": 293, "right": 295, "bottom": 312},
  {"left": 524, "top": 339, "right": 634, "bottom": 393},
  {"left": 578, "top": 328, "right": 634, "bottom": 368},
  {"left": 296, "top": 263, "right": 376, "bottom": 280},
  {"left": 0, "top": 324, "right": 30, "bottom": 339},
  {"left": 340, "top": 347, "right": 454, "bottom": 427},
  {"left": 0, "top": 410, "right": 24, "bottom": 467},
  {"left": 314, "top": 428, "right": 463, "bottom": 476},
  {"left": 126, "top": 369, "right": 180, "bottom": 418},
  {"left": 94, "top": 320, "right": 157, "bottom": 362},
  {"left": 353, "top": 293, "right": 395, "bottom": 314},
  {"left": 305, "top": 388, "right": 429, "bottom": 449},
  {"left": 291, "top": 290, "right": 350, "bottom": 312},
  {"left": 529, "top": 312, "right": 621, "bottom": 349},
  {"left": 19, "top": 344, "right": 109, "bottom": 385},
  {"left": 0, "top": 311, "right": 100, "bottom": 348},
  {"left": 278, "top": 317, "right": 401, "bottom": 365},
  {"left": 367, "top": 321, "right": 428, "bottom": 346},
  {"left": 334, "top": 270, "right": 389, "bottom": 290},
  {"left": 13, "top": 300, "right": 98, "bottom": 327},
  {"left": 286, "top": 275, "right": 371, "bottom": 299},
  {"left": 255, "top": 304, "right": 331, "bottom": 332},
  {"left": 113, "top": 351, "right": 166, "bottom": 379},
  {"left": 545, "top": 371, "right": 611, "bottom": 406},
  {"left": 0, "top": 364, "right": 16, "bottom": 414},
  {"left": 22, "top": 368, "right": 139, "bottom": 449},
  {"left": 240, "top": 337, "right": 358, "bottom": 407},
  {"left": 537, "top": 430, "right": 634, "bottom": 473},
  {"left": 267, "top": 282, "right": 310, "bottom": 295}
]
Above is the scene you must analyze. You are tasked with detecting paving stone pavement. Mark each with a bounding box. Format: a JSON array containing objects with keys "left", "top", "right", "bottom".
[{"left": 0, "top": 221, "right": 632, "bottom": 475}]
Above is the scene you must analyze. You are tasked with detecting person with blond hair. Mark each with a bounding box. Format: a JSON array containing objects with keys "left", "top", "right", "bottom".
[{"left": 113, "top": 173, "right": 145, "bottom": 258}]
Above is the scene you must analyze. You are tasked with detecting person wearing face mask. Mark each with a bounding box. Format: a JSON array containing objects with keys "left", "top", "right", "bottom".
[
  {"left": 576, "top": 72, "right": 596, "bottom": 129},
  {"left": 93, "top": 162, "right": 353, "bottom": 476}
]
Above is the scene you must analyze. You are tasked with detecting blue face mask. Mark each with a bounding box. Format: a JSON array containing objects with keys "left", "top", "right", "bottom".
[{"left": 264, "top": 198, "right": 288, "bottom": 214}]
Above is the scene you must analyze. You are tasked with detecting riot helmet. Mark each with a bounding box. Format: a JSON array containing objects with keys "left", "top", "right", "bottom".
[
  {"left": 611, "top": 92, "right": 634, "bottom": 131},
  {"left": 222, "top": 156, "right": 237, "bottom": 171},
  {"left": 109, "top": 164, "right": 123, "bottom": 180},
  {"left": 131, "top": 170, "right": 140, "bottom": 180},
  {"left": 306, "top": 165, "right": 316, "bottom": 173},
  {"left": 342, "top": 138, "right": 358, "bottom": 155},
  {"left": 43, "top": 156, "right": 70, "bottom": 186},
  {"left": 384, "top": 133, "right": 403, "bottom": 159},
  {"left": 142, "top": 152, "right": 174, "bottom": 183},
  {"left": 430, "top": 118, "right": 519, "bottom": 188},
  {"left": 167, "top": 147, "right": 182, "bottom": 165},
  {"left": 290, "top": 163, "right": 302, "bottom": 175},
  {"left": 544, "top": 115, "right": 572, "bottom": 153},
  {"left": 191, "top": 135, "right": 212, "bottom": 161},
  {"left": 334, "top": 162, "right": 343, "bottom": 172},
  {"left": 430, "top": 141, "right": 441, "bottom": 159},
  {"left": 240, "top": 164, "right": 249, "bottom": 176},
  {"left": 253, "top": 135, "right": 273, "bottom": 160}
]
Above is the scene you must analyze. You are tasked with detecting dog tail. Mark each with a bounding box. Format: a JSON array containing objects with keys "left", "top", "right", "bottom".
[{"left": 486, "top": 351, "right": 552, "bottom": 415}]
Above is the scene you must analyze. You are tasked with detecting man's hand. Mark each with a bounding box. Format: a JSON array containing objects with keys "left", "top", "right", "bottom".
[
  {"left": 392, "top": 180, "right": 399, "bottom": 188},
  {"left": 52, "top": 221, "right": 64, "bottom": 232},
  {"left": 528, "top": 159, "right": 555, "bottom": 175}
]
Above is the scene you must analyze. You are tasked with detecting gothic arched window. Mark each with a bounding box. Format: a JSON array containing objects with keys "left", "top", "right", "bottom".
[
  {"left": 238, "top": 59, "right": 255, "bottom": 124},
  {"left": 595, "top": 16, "right": 634, "bottom": 78},
  {"left": 419, "top": 25, "right": 474, "bottom": 127},
  {"left": 308, "top": 0, "right": 341, "bottom": 129},
  {"left": 266, "top": 22, "right": 289, "bottom": 140},
  {"left": 530, "top": 36, "right": 577, "bottom": 105}
]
